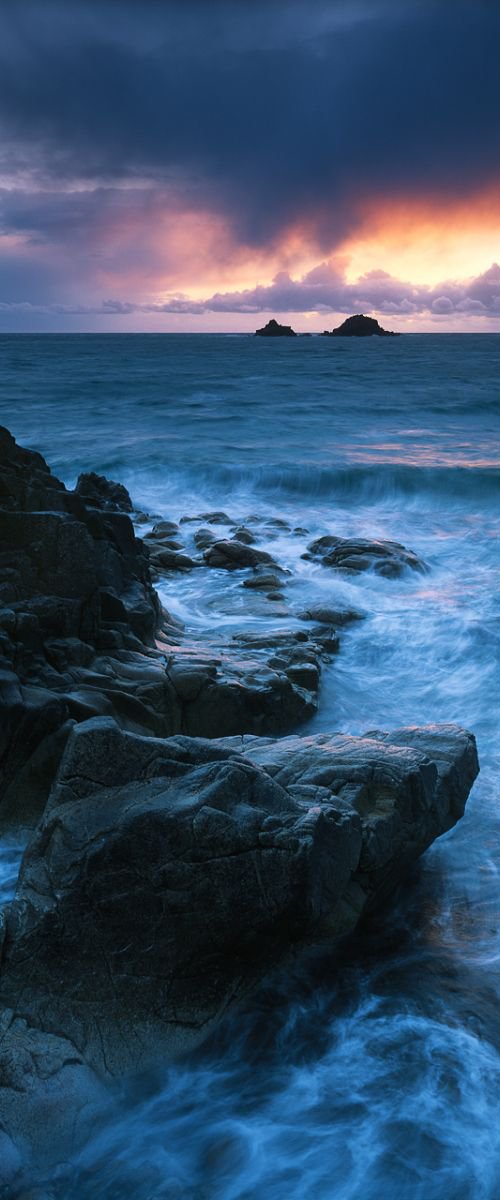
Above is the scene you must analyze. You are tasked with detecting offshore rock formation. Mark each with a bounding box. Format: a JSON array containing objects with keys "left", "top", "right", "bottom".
[
  {"left": 255, "top": 318, "right": 297, "bottom": 337},
  {"left": 322, "top": 314, "right": 399, "bottom": 337}
]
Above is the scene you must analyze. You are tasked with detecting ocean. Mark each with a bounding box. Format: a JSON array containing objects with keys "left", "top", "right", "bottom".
[{"left": 1, "top": 332, "right": 500, "bottom": 1198}]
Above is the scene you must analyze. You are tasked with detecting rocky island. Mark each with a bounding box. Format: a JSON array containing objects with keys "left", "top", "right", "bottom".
[
  {"left": 0, "top": 426, "right": 479, "bottom": 1189},
  {"left": 255, "top": 318, "right": 297, "bottom": 337},
  {"left": 322, "top": 314, "right": 399, "bottom": 336}
]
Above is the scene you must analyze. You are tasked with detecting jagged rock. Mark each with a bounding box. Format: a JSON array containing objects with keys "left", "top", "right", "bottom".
[
  {"left": 0, "top": 428, "right": 161, "bottom": 822},
  {"left": 221, "top": 724, "right": 478, "bottom": 909},
  {"left": 255, "top": 319, "right": 297, "bottom": 337},
  {"left": 75, "top": 471, "right": 133, "bottom": 512},
  {"left": 0, "top": 426, "right": 72, "bottom": 515},
  {"left": 204, "top": 540, "right": 277, "bottom": 570},
  {"left": 322, "top": 314, "right": 399, "bottom": 337},
  {"left": 0, "top": 720, "right": 478, "bottom": 1091},
  {"left": 164, "top": 627, "right": 323, "bottom": 736},
  {"left": 305, "top": 535, "right": 426, "bottom": 577}
]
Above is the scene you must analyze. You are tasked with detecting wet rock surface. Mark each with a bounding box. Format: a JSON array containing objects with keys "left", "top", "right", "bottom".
[
  {"left": 297, "top": 605, "right": 365, "bottom": 625},
  {"left": 162, "top": 627, "right": 323, "bottom": 737},
  {"left": 204, "top": 539, "right": 278, "bottom": 570},
  {"left": 305, "top": 534, "right": 427, "bottom": 577},
  {"left": 0, "top": 720, "right": 478, "bottom": 1091}
]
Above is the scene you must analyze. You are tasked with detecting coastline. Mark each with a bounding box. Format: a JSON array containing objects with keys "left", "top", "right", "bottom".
[{"left": 0, "top": 424, "right": 481, "bottom": 1189}]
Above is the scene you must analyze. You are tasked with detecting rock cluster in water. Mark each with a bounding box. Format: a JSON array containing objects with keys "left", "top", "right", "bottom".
[
  {"left": 304, "top": 534, "right": 427, "bottom": 577},
  {"left": 0, "top": 426, "right": 479, "bottom": 1187}
]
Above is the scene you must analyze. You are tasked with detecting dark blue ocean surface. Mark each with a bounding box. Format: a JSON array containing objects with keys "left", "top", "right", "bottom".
[{"left": 1, "top": 333, "right": 500, "bottom": 1198}]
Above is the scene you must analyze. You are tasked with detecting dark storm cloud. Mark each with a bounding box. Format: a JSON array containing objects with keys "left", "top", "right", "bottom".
[{"left": 0, "top": 0, "right": 499, "bottom": 249}]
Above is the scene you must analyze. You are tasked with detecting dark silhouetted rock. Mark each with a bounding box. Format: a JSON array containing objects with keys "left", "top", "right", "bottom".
[
  {"left": 75, "top": 471, "right": 133, "bottom": 512},
  {"left": 305, "top": 535, "right": 426, "bottom": 577},
  {"left": 0, "top": 428, "right": 162, "bottom": 821},
  {"left": 255, "top": 319, "right": 297, "bottom": 337},
  {"left": 322, "top": 314, "right": 399, "bottom": 337}
]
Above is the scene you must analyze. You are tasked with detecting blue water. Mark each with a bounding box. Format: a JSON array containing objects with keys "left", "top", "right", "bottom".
[{"left": 1, "top": 333, "right": 500, "bottom": 1198}]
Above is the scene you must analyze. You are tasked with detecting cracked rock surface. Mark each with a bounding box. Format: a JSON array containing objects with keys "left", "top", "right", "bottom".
[{"left": 0, "top": 719, "right": 478, "bottom": 1087}]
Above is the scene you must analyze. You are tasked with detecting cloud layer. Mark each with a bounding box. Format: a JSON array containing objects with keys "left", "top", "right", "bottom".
[
  {"left": 0, "top": 1, "right": 499, "bottom": 327},
  {"left": 3, "top": 261, "right": 500, "bottom": 324}
]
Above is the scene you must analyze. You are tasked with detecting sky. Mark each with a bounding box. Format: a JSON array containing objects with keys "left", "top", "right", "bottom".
[{"left": 1, "top": 0, "right": 500, "bottom": 332}]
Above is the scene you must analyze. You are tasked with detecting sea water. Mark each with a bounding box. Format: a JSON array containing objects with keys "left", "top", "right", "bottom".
[{"left": 1, "top": 332, "right": 500, "bottom": 1198}]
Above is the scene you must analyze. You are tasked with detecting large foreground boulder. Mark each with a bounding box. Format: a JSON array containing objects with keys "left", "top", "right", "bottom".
[{"left": 0, "top": 719, "right": 478, "bottom": 1089}]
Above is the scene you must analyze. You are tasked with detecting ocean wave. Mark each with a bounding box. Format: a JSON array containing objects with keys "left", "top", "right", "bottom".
[{"left": 128, "top": 461, "right": 500, "bottom": 510}]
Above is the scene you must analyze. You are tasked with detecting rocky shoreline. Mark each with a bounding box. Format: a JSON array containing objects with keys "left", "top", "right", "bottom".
[{"left": 0, "top": 427, "right": 479, "bottom": 1192}]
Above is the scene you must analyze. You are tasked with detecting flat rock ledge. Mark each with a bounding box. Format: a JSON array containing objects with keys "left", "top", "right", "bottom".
[{"left": 0, "top": 718, "right": 478, "bottom": 1178}]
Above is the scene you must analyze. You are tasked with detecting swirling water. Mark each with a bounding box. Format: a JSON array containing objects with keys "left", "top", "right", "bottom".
[{"left": 1, "top": 332, "right": 500, "bottom": 1198}]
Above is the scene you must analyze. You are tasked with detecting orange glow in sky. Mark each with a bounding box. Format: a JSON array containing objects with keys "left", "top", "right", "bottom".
[
  {"left": 341, "top": 187, "right": 500, "bottom": 286},
  {"left": 132, "top": 187, "right": 500, "bottom": 307}
]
